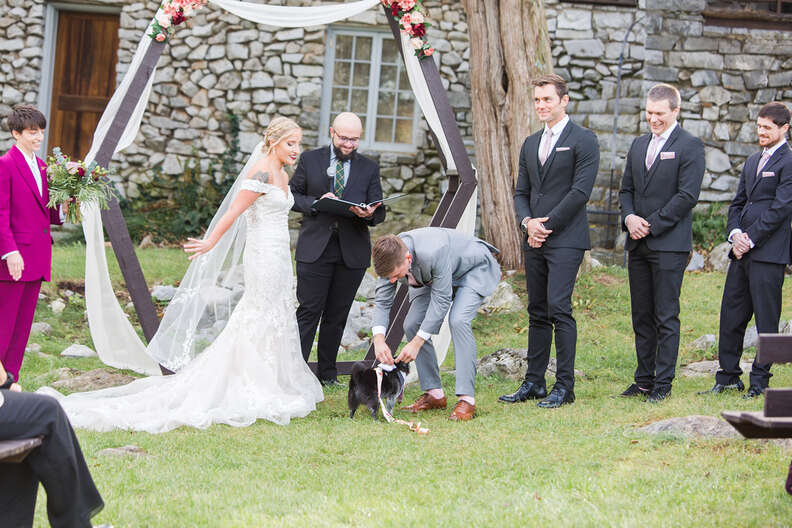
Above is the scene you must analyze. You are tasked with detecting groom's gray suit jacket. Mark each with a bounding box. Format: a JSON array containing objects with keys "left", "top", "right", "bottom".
[{"left": 373, "top": 227, "right": 501, "bottom": 336}]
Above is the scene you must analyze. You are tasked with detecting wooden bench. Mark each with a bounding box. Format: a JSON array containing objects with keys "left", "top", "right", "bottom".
[
  {"left": 0, "top": 437, "right": 42, "bottom": 464},
  {"left": 722, "top": 334, "right": 792, "bottom": 495}
]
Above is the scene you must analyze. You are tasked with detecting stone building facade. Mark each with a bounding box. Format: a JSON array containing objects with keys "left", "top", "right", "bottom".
[{"left": 0, "top": 0, "right": 789, "bottom": 245}]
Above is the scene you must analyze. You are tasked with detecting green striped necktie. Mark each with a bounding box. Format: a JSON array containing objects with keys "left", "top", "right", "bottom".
[{"left": 334, "top": 159, "right": 345, "bottom": 196}]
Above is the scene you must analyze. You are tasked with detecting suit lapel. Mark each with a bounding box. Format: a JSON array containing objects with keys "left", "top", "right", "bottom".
[
  {"left": 749, "top": 143, "right": 790, "bottom": 197},
  {"left": 11, "top": 146, "right": 47, "bottom": 214},
  {"left": 644, "top": 126, "right": 681, "bottom": 191},
  {"left": 343, "top": 153, "right": 361, "bottom": 199},
  {"left": 527, "top": 133, "right": 542, "bottom": 188},
  {"left": 321, "top": 146, "right": 333, "bottom": 194},
  {"left": 634, "top": 134, "right": 651, "bottom": 192},
  {"left": 540, "top": 121, "right": 573, "bottom": 182}
]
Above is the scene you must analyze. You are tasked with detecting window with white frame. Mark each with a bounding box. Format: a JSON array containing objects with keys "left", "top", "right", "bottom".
[{"left": 321, "top": 27, "right": 419, "bottom": 151}]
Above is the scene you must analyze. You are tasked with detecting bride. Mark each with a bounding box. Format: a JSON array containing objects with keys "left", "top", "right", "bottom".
[{"left": 38, "top": 117, "right": 324, "bottom": 432}]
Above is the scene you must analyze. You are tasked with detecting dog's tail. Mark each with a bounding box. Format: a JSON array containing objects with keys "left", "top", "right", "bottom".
[{"left": 350, "top": 361, "right": 368, "bottom": 379}]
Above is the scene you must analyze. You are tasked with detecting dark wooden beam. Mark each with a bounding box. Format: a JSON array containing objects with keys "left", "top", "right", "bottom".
[
  {"left": 765, "top": 389, "right": 792, "bottom": 418},
  {"left": 757, "top": 334, "right": 792, "bottom": 365}
]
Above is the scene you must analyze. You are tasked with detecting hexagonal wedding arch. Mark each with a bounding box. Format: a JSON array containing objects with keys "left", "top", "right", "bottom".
[{"left": 82, "top": 0, "right": 478, "bottom": 376}]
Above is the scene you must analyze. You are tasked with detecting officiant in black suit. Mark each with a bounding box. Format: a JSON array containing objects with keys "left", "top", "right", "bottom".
[
  {"left": 701, "top": 102, "right": 792, "bottom": 399},
  {"left": 499, "top": 74, "right": 599, "bottom": 409},
  {"left": 618, "top": 84, "right": 705, "bottom": 403},
  {"left": 290, "top": 112, "right": 386, "bottom": 385}
]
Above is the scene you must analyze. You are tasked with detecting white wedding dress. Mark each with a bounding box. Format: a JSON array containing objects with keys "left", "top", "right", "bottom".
[{"left": 39, "top": 179, "right": 323, "bottom": 432}]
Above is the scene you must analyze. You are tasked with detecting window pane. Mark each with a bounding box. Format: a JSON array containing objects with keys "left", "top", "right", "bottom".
[
  {"left": 380, "top": 65, "right": 397, "bottom": 91},
  {"left": 396, "top": 92, "right": 414, "bottom": 117},
  {"left": 355, "top": 36, "right": 372, "bottom": 61},
  {"left": 333, "top": 62, "right": 350, "bottom": 86},
  {"left": 375, "top": 118, "right": 394, "bottom": 143},
  {"left": 336, "top": 35, "right": 353, "bottom": 60},
  {"left": 381, "top": 38, "right": 398, "bottom": 64},
  {"left": 377, "top": 91, "right": 395, "bottom": 117},
  {"left": 331, "top": 87, "right": 349, "bottom": 113},
  {"left": 350, "top": 88, "right": 368, "bottom": 111},
  {"left": 352, "top": 63, "right": 370, "bottom": 87},
  {"left": 395, "top": 119, "right": 412, "bottom": 144},
  {"left": 398, "top": 67, "right": 410, "bottom": 91}
]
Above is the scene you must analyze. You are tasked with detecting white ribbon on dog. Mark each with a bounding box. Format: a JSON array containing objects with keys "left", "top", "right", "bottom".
[{"left": 375, "top": 367, "right": 429, "bottom": 435}]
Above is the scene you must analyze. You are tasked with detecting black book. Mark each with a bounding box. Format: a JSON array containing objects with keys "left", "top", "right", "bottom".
[{"left": 314, "top": 194, "right": 406, "bottom": 217}]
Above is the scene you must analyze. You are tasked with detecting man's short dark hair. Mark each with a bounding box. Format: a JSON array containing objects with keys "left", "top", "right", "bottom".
[
  {"left": 7, "top": 105, "right": 46, "bottom": 133},
  {"left": 531, "top": 74, "right": 568, "bottom": 99},
  {"left": 646, "top": 84, "right": 681, "bottom": 112},
  {"left": 758, "top": 102, "right": 791, "bottom": 128}
]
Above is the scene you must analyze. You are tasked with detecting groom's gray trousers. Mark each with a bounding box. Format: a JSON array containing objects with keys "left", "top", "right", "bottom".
[{"left": 404, "top": 286, "right": 484, "bottom": 396}]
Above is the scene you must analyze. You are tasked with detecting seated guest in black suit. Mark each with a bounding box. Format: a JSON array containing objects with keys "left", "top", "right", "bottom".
[
  {"left": 0, "top": 362, "right": 104, "bottom": 528},
  {"left": 618, "top": 83, "right": 705, "bottom": 403},
  {"left": 701, "top": 102, "right": 792, "bottom": 399},
  {"left": 499, "top": 73, "right": 600, "bottom": 409}
]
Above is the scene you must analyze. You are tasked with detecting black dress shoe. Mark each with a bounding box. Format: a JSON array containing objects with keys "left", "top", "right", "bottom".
[
  {"left": 537, "top": 387, "right": 575, "bottom": 408},
  {"left": 498, "top": 381, "right": 547, "bottom": 403},
  {"left": 646, "top": 386, "right": 671, "bottom": 403},
  {"left": 743, "top": 385, "right": 765, "bottom": 399},
  {"left": 698, "top": 380, "right": 744, "bottom": 395},
  {"left": 620, "top": 383, "right": 652, "bottom": 397},
  {"left": 319, "top": 378, "right": 344, "bottom": 388}
]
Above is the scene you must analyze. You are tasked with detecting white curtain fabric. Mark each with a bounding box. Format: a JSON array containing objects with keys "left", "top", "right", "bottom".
[{"left": 81, "top": 1, "right": 469, "bottom": 373}]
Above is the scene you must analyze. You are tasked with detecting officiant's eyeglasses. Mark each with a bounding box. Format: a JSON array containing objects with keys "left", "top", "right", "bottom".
[{"left": 333, "top": 133, "right": 360, "bottom": 145}]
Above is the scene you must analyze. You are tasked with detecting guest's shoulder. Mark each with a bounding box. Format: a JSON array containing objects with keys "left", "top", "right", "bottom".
[{"left": 568, "top": 120, "right": 599, "bottom": 147}]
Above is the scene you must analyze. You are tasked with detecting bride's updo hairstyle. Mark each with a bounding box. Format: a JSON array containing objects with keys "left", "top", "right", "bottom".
[{"left": 262, "top": 116, "right": 301, "bottom": 153}]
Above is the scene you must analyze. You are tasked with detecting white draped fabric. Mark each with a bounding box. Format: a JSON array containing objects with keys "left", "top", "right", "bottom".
[{"left": 80, "top": 1, "right": 468, "bottom": 373}]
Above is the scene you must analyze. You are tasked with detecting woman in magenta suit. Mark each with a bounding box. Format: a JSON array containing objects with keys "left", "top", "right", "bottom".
[{"left": 0, "top": 105, "right": 62, "bottom": 381}]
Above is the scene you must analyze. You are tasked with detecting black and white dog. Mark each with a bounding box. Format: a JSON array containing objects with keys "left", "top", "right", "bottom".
[{"left": 348, "top": 361, "right": 409, "bottom": 420}]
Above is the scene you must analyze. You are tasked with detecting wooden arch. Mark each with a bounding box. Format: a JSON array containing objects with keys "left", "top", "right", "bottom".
[{"left": 95, "top": 5, "right": 477, "bottom": 375}]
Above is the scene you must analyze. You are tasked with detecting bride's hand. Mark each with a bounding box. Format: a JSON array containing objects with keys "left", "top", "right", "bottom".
[{"left": 184, "top": 237, "right": 215, "bottom": 260}]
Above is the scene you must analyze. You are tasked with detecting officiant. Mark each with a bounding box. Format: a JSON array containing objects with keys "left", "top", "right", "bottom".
[{"left": 290, "top": 112, "right": 386, "bottom": 386}]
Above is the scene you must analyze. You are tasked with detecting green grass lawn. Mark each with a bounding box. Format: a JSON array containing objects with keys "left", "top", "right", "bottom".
[{"left": 20, "top": 245, "right": 792, "bottom": 527}]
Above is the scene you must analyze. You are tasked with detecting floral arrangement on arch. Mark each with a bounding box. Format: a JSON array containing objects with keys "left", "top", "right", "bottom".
[
  {"left": 381, "top": 0, "right": 434, "bottom": 59},
  {"left": 149, "top": 0, "right": 208, "bottom": 42}
]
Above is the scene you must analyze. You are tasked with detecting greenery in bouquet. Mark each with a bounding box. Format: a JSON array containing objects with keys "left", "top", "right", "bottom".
[{"left": 46, "top": 147, "right": 116, "bottom": 224}]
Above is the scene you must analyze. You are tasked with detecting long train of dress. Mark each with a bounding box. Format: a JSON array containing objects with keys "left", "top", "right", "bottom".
[{"left": 39, "top": 180, "right": 323, "bottom": 432}]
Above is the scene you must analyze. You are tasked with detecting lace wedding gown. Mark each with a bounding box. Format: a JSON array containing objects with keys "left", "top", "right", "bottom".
[{"left": 39, "top": 180, "right": 323, "bottom": 432}]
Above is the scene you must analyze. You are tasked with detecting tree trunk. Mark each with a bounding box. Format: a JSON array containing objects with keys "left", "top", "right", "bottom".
[{"left": 461, "top": 0, "right": 554, "bottom": 269}]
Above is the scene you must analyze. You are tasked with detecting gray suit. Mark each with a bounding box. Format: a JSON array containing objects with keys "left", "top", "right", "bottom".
[{"left": 373, "top": 228, "right": 501, "bottom": 396}]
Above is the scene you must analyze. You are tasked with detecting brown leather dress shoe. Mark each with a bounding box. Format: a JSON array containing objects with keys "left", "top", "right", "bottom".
[
  {"left": 448, "top": 400, "right": 475, "bottom": 421},
  {"left": 402, "top": 393, "right": 447, "bottom": 413}
]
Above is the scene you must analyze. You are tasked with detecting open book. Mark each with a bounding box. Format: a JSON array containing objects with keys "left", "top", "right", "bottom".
[{"left": 314, "top": 194, "right": 406, "bottom": 217}]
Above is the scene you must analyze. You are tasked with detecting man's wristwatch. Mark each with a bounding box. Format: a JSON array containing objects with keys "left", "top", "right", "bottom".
[{"left": 0, "top": 371, "right": 15, "bottom": 390}]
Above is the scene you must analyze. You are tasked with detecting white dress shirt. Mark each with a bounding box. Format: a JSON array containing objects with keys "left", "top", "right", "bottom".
[
  {"left": 624, "top": 121, "right": 678, "bottom": 228},
  {"left": 728, "top": 138, "right": 790, "bottom": 246},
  {"left": 2, "top": 147, "right": 43, "bottom": 261}
]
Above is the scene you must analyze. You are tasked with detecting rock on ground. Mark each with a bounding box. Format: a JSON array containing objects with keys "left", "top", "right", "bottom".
[
  {"left": 637, "top": 415, "right": 740, "bottom": 439},
  {"left": 686, "top": 251, "right": 706, "bottom": 272},
  {"left": 50, "top": 299, "right": 66, "bottom": 314},
  {"left": 152, "top": 285, "right": 177, "bottom": 302},
  {"left": 98, "top": 445, "right": 149, "bottom": 458},
  {"left": 51, "top": 368, "right": 136, "bottom": 392},
  {"left": 355, "top": 272, "right": 378, "bottom": 300},
  {"left": 707, "top": 242, "right": 731, "bottom": 273},
  {"left": 680, "top": 359, "right": 753, "bottom": 378},
  {"left": 30, "top": 322, "right": 52, "bottom": 336},
  {"left": 60, "top": 344, "right": 97, "bottom": 358},
  {"left": 477, "top": 348, "right": 584, "bottom": 380},
  {"left": 480, "top": 281, "right": 525, "bottom": 314},
  {"left": 689, "top": 334, "right": 716, "bottom": 352}
]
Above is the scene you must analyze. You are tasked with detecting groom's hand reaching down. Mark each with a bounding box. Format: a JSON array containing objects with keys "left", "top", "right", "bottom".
[
  {"left": 394, "top": 336, "right": 424, "bottom": 364},
  {"left": 373, "top": 334, "right": 394, "bottom": 365}
]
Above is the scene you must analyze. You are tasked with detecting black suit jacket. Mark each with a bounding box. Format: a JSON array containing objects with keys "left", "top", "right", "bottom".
[
  {"left": 290, "top": 146, "right": 385, "bottom": 268},
  {"left": 513, "top": 119, "right": 599, "bottom": 250},
  {"left": 727, "top": 143, "right": 792, "bottom": 264},
  {"left": 619, "top": 125, "right": 705, "bottom": 252}
]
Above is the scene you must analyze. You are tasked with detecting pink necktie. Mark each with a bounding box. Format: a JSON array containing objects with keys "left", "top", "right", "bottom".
[
  {"left": 645, "top": 135, "right": 661, "bottom": 170},
  {"left": 756, "top": 151, "right": 771, "bottom": 177},
  {"left": 539, "top": 129, "right": 553, "bottom": 166}
]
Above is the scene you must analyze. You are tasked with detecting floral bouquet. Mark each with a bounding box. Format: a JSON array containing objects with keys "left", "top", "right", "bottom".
[
  {"left": 149, "top": 0, "right": 208, "bottom": 42},
  {"left": 382, "top": 0, "right": 434, "bottom": 59},
  {"left": 46, "top": 147, "right": 116, "bottom": 224}
]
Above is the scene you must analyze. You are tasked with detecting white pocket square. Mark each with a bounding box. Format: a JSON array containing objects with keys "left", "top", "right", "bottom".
[
  {"left": 660, "top": 152, "right": 675, "bottom": 160},
  {"left": 555, "top": 147, "right": 570, "bottom": 152},
  {"left": 762, "top": 171, "right": 775, "bottom": 178}
]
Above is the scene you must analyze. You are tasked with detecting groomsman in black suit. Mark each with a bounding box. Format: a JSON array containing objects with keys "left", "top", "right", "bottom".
[
  {"left": 499, "top": 74, "right": 599, "bottom": 408},
  {"left": 702, "top": 102, "right": 792, "bottom": 399},
  {"left": 290, "top": 112, "right": 386, "bottom": 385},
  {"left": 618, "top": 84, "right": 705, "bottom": 403}
]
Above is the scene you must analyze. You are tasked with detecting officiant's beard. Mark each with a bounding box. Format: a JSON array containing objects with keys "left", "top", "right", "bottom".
[{"left": 332, "top": 143, "right": 356, "bottom": 162}]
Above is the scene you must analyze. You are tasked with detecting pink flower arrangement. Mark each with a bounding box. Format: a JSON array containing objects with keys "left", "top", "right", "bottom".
[
  {"left": 382, "top": 0, "right": 434, "bottom": 59},
  {"left": 149, "top": 0, "right": 207, "bottom": 42}
]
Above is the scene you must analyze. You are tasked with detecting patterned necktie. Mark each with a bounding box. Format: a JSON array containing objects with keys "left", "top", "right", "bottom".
[
  {"left": 539, "top": 128, "right": 553, "bottom": 166},
  {"left": 645, "top": 135, "right": 661, "bottom": 170},
  {"left": 334, "top": 159, "right": 345, "bottom": 197},
  {"left": 756, "top": 150, "right": 771, "bottom": 177}
]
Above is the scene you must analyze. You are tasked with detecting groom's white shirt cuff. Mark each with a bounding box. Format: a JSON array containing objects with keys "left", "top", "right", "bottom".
[
  {"left": 2, "top": 250, "right": 19, "bottom": 260},
  {"left": 372, "top": 325, "right": 432, "bottom": 341}
]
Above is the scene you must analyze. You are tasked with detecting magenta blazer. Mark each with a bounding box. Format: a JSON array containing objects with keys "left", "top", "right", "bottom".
[{"left": 0, "top": 145, "right": 62, "bottom": 283}]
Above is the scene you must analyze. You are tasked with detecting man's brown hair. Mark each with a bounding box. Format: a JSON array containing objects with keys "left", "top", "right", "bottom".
[
  {"left": 372, "top": 235, "right": 408, "bottom": 277},
  {"left": 7, "top": 105, "right": 46, "bottom": 133},
  {"left": 531, "top": 73, "right": 568, "bottom": 99},
  {"left": 758, "top": 102, "right": 791, "bottom": 128},
  {"left": 646, "top": 84, "right": 681, "bottom": 111}
]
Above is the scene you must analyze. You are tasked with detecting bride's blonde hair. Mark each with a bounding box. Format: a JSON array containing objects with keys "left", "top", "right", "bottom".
[{"left": 262, "top": 116, "right": 301, "bottom": 153}]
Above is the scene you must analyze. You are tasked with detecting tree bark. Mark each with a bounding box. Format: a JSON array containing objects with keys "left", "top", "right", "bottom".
[{"left": 461, "top": 0, "right": 554, "bottom": 269}]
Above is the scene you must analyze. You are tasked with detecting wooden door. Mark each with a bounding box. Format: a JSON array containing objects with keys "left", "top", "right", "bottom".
[{"left": 48, "top": 11, "right": 119, "bottom": 159}]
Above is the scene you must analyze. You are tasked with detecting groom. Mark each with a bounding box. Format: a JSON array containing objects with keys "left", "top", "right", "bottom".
[
  {"left": 0, "top": 105, "right": 63, "bottom": 381},
  {"left": 290, "top": 112, "right": 386, "bottom": 385}
]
